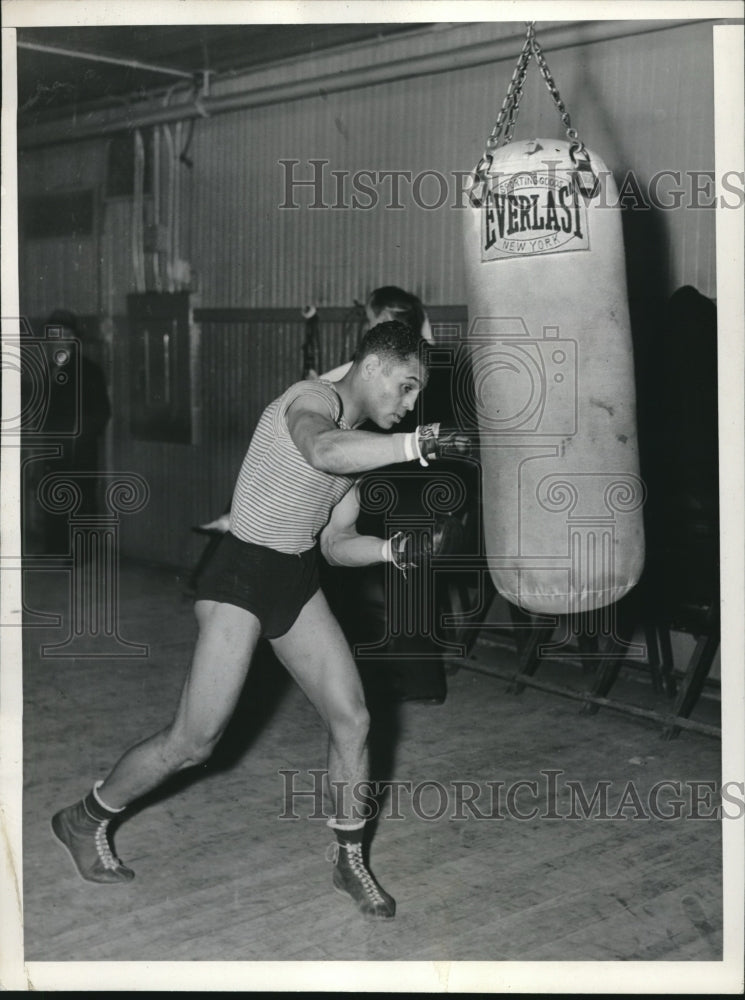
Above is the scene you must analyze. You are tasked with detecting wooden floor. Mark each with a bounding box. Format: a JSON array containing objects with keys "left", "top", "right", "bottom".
[{"left": 20, "top": 562, "right": 724, "bottom": 970}]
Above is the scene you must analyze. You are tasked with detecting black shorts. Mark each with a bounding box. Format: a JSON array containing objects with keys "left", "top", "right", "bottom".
[{"left": 194, "top": 532, "right": 320, "bottom": 639}]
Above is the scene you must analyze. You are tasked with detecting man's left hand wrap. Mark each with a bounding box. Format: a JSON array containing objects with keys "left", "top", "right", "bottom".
[
  {"left": 387, "top": 514, "right": 464, "bottom": 575},
  {"left": 389, "top": 530, "right": 431, "bottom": 574}
]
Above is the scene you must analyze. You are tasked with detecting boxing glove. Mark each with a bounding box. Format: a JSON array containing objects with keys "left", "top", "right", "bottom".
[
  {"left": 387, "top": 514, "right": 464, "bottom": 576},
  {"left": 415, "top": 423, "right": 473, "bottom": 466}
]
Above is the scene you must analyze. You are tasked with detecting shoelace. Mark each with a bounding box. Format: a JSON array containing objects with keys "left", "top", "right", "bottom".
[
  {"left": 328, "top": 841, "right": 386, "bottom": 905},
  {"left": 94, "top": 819, "right": 120, "bottom": 871}
]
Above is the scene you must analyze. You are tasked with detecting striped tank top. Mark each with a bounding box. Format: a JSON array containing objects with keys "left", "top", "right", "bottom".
[{"left": 229, "top": 379, "right": 354, "bottom": 554}]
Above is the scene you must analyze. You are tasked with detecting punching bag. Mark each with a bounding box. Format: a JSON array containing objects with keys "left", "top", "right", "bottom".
[{"left": 462, "top": 132, "right": 645, "bottom": 616}]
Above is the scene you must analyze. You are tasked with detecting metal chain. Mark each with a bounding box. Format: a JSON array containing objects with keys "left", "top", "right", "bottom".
[
  {"left": 485, "top": 24, "right": 535, "bottom": 152},
  {"left": 471, "top": 22, "right": 591, "bottom": 203},
  {"left": 501, "top": 36, "right": 532, "bottom": 145},
  {"left": 530, "top": 33, "right": 585, "bottom": 155},
  {"left": 479, "top": 21, "right": 586, "bottom": 162}
]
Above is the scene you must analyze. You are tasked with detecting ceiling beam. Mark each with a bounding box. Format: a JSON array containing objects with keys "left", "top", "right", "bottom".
[{"left": 17, "top": 19, "right": 714, "bottom": 149}]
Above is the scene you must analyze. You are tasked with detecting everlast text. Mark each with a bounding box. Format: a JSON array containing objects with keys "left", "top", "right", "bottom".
[{"left": 481, "top": 171, "right": 590, "bottom": 260}]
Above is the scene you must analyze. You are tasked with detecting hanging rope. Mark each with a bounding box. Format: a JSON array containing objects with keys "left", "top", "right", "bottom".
[
  {"left": 132, "top": 128, "right": 147, "bottom": 293},
  {"left": 301, "top": 305, "right": 321, "bottom": 379},
  {"left": 339, "top": 299, "right": 367, "bottom": 368}
]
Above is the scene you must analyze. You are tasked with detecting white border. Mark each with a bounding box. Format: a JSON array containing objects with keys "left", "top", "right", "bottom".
[
  {"left": 0, "top": 21, "right": 25, "bottom": 996},
  {"left": 2, "top": 0, "right": 745, "bottom": 27},
  {"left": 714, "top": 20, "right": 745, "bottom": 986}
]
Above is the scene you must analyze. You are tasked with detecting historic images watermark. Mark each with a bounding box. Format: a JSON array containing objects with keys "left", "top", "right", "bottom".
[
  {"left": 278, "top": 769, "right": 745, "bottom": 824},
  {"left": 278, "top": 159, "right": 745, "bottom": 212}
]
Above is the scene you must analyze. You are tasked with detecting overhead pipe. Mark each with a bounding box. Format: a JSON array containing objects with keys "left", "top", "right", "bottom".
[
  {"left": 18, "top": 19, "right": 715, "bottom": 149},
  {"left": 17, "top": 40, "right": 196, "bottom": 80}
]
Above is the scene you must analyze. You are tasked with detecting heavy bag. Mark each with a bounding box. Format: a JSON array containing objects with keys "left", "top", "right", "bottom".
[{"left": 462, "top": 138, "right": 645, "bottom": 616}]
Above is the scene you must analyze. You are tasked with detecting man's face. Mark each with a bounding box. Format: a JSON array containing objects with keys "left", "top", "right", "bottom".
[{"left": 364, "top": 354, "right": 427, "bottom": 429}]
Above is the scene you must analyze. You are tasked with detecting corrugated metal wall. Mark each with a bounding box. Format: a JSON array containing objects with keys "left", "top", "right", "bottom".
[
  {"left": 17, "top": 19, "right": 720, "bottom": 566},
  {"left": 176, "top": 18, "right": 716, "bottom": 307},
  {"left": 112, "top": 316, "right": 321, "bottom": 565},
  {"left": 19, "top": 140, "right": 108, "bottom": 317}
]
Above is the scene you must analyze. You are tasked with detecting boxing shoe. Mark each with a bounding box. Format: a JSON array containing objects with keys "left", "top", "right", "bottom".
[
  {"left": 52, "top": 791, "right": 134, "bottom": 884},
  {"left": 326, "top": 839, "right": 396, "bottom": 919}
]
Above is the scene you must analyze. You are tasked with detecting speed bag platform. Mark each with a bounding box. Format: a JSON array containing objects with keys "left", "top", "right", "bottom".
[{"left": 462, "top": 138, "right": 645, "bottom": 616}]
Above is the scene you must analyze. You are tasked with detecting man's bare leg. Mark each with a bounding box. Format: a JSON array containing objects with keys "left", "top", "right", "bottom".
[
  {"left": 270, "top": 589, "right": 395, "bottom": 918},
  {"left": 52, "top": 600, "right": 262, "bottom": 882}
]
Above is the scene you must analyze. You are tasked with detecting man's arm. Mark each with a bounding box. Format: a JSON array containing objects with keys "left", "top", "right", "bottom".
[
  {"left": 320, "top": 484, "right": 389, "bottom": 567},
  {"left": 287, "top": 395, "right": 413, "bottom": 474},
  {"left": 287, "top": 393, "right": 473, "bottom": 475},
  {"left": 320, "top": 484, "right": 440, "bottom": 573}
]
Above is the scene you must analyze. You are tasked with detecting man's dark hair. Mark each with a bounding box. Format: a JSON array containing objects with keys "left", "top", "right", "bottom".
[
  {"left": 354, "top": 319, "right": 429, "bottom": 373},
  {"left": 368, "top": 286, "right": 425, "bottom": 337}
]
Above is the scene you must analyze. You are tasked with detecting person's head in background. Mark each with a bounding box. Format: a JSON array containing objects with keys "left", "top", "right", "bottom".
[
  {"left": 366, "top": 286, "right": 434, "bottom": 344},
  {"left": 365, "top": 286, "right": 459, "bottom": 429},
  {"left": 46, "top": 308, "right": 80, "bottom": 336},
  {"left": 319, "top": 286, "right": 433, "bottom": 385},
  {"left": 43, "top": 309, "right": 85, "bottom": 377}
]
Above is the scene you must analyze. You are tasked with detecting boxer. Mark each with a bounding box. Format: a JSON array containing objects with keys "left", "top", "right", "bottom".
[{"left": 52, "top": 319, "right": 469, "bottom": 920}]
